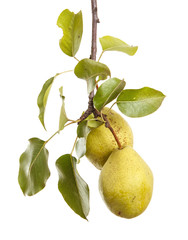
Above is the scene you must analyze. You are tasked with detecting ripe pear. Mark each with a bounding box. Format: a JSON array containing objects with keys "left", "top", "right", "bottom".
[
  {"left": 85, "top": 108, "right": 133, "bottom": 169},
  {"left": 99, "top": 147, "right": 153, "bottom": 218}
]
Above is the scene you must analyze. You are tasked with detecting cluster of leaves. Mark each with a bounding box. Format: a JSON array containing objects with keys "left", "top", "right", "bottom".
[{"left": 18, "top": 9, "right": 165, "bottom": 220}]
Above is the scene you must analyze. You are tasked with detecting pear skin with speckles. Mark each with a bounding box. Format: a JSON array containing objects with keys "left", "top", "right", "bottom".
[
  {"left": 99, "top": 147, "right": 153, "bottom": 218},
  {"left": 85, "top": 108, "right": 133, "bottom": 170}
]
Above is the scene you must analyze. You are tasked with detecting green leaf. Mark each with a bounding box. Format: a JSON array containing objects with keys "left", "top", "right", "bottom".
[
  {"left": 56, "top": 154, "right": 90, "bottom": 220},
  {"left": 18, "top": 138, "right": 50, "bottom": 196},
  {"left": 93, "top": 78, "right": 126, "bottom": 111},
  {"left": 87, "top": 119, "right": 104, "bottom": 129},
  {"left": 99, "top": 36, "right": 138, "bottom": 56},
  {"left": 74, "top": 58, "right": 111, "bottom": 93},
  {"left": 57, "top": 9, "right": 83, "bottom": 57},
  {"left": 117, "top": 87, "right": 165, "bottom": 117},
  {"left": 76, "top": 119, "right": 94, "bottom": 160},
  {"left": 77, "top": 120, "right": 91, "bottom": 138},
  {"left": 87, "top": 77, "right": 96, "bottom": 94},
  {"left": 85, "top": 113, "right": 104, "bottom": 129},
  {"left": 74, "top": 58, "right": 111, "bottom": 80},
  {"left": 59, "top": 87, "right": 69, "bottom": 131},
  {"left": 76, "top": 138, "right": 86, "bottom": 160},
  {"left": 37, "top": 77, "right": 55, "bottom": 130}
]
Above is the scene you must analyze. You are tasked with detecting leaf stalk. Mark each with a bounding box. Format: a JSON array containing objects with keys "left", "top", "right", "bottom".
[{"left": 98, "top": 51, "right": 104, "bottom": 62}]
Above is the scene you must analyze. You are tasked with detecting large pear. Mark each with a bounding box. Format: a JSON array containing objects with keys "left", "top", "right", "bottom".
[
  {"left": 85, "top": 108, "right": 133, "bottom": 169},
  {"left": 99, "top": 147, "right": 153, "bottom": 218}
]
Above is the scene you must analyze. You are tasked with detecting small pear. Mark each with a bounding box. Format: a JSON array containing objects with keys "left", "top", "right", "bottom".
[
  {"left": 99, "top": 147, "right": 153, "bottom": 218},
  {"left": 85, "top": 108, "right": 133, "bottom": 169}
]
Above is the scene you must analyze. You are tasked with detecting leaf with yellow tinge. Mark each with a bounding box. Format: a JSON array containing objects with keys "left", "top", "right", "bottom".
[
  {"left": 100, "top": 36, "right": 138, "bottom": 56},
  {"left": 57, "top": 9, "right": 83, "bottom": 57},
  {"left": 74, "top": 58, "right": 111, "bottom": 93},
  {"left": 74, "top": 58, "right": 111, "bottom": 81}
]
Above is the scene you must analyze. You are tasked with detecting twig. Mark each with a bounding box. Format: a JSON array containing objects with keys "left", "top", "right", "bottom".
[
  {"left": 78, "top": 0, "right": 99, "bottom": 122},
  {"left": 88, "top": 0, "right": 99, "bottom": 104},
  {"left": 78, "top": 0, "right": 122, "bottom": 150},
  {"left": 90, "top": 0, "right": 99, "bottom": 61}
]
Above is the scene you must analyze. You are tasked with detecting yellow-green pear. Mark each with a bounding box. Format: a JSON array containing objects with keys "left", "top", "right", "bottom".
[
  {"left": 85, "top": 108, "right": 133, "bottom": 169},
  {"left": 99, "top": 147, "right": 153, "bottom": 218}
]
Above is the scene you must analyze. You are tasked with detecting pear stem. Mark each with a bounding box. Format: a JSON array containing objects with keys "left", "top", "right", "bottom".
[
  {"left": 93, "top": 109, "right": 123, "bottom": 150},
  {"left": 103, "top": 115, "right": 123, "bottom": 150}
]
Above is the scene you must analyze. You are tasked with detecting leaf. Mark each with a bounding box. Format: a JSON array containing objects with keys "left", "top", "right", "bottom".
[
  {"left": 57, "top": 9, "right": 83, "bottom": 57},
  {"left": 99, "top": 36, "right": 138, "bottom": 56},
  {"left": 76, "top": 118, "right": 94, "bottom": 160},
  {"left": 37, "top": 77, "right": 55, "bottom": 130},
  {"left": 74, "top": 58, "right": 111, "bottom": 80},
  {"left": 93, "top": 78, "right": 126, "bottom": 111},
  {"left": 85, "top": 113, "right": 104, "bottom": 129},
  {"left": 76, "top": 138, "right": 86, "bottom": 160},
  {"left": 87, "top": 77, "right": 96, "bottom": 94},
  {"left": 87, "top": 119, "right": 104, "bottom": 129},
  {"left": 74, "top": 58, "right": 111, "bottom": 93},
  {"left": 117, "top": 87, "right": 165, "bottom": 117},
  {"left": 56, "top": 154, "right": 90, "bottom": 220},
  {"left": 77, "top": 120, "right": 91, "bottom": 138},
  {"left": 59, "top": 87, "right": 69, "bottom": 131},
  {"left": 18, "top": 138, "right": 50, "bottom": 196}
]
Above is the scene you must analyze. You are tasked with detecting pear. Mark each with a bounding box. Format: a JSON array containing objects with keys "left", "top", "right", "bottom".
[
  {"left": 99, "top": 147, "right": 153, "bottom": 218},
  {"left": 85, "top": 108, "right": 133, "bottom": 169}
]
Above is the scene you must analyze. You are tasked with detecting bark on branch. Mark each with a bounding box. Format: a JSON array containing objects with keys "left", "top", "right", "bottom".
[{"left": 78, "top": 0, "right": 122, "bottom": 150}]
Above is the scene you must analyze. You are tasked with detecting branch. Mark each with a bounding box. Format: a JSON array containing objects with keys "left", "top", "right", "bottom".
[
  {"left": 78, "top": 0, "right": 122, "bottom": 150},
  {"left": 90, "top": 0, "right": 100, "bottom": 61},
  {"left": 89, "top": 0, "right": 99, "bottom": 101},
  {"left": 79, "top": 93, "right": 95, "bottom": 122},
  {"left": 79, "top": 0, "right": 99, "bottom": 122}
]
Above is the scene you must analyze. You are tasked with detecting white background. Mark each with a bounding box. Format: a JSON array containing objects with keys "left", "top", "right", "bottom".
[{"left": 1, "top": 0, "right": 188, "bottom": 239}]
